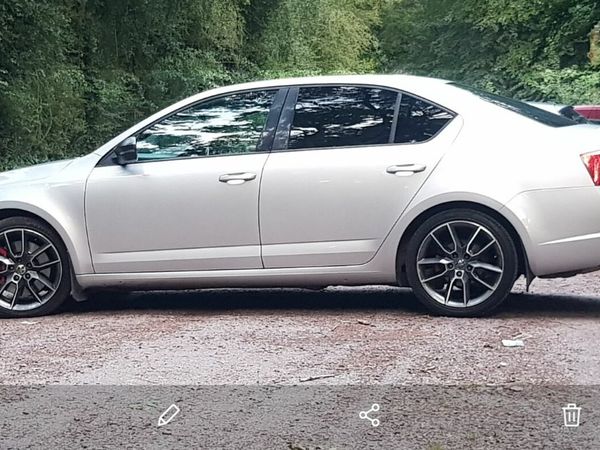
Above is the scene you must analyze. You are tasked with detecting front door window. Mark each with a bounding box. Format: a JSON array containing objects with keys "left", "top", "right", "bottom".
[{"left": 136, "top": 90, "right": 277, "bottom": 161}]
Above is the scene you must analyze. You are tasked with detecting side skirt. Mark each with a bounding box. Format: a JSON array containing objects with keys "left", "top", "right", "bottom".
[{"left": 75, "top": 265, "right": 397, "bottom": 291}]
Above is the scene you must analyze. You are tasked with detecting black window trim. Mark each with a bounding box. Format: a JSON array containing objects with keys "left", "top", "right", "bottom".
[
  {"left": 389, "top": 92, "right": 403, "bottom": 144},
  {"left": 271, "top": 87, "right": 298, "bottom": 150},
  {"left": 96, "top": 87, "right": 289, "bottom": 167},
  {"left": 271, "top": 83, "right": 457, "bottom": 153}
]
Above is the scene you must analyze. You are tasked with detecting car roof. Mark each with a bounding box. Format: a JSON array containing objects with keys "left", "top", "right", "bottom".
[
  {"left": 193, "top": 74, "right": 466, "bottom": 115},
  {"left": 219, "top": 73, "right": 450, "bottom": 91}
]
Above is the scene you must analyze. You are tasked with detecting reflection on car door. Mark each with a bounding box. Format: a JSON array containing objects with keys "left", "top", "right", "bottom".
[
  {"left": 85, "top": 88, "right": 285, "bottom": 273},
  {"left": 259, "top": 85, "right": 460, "bottom": 268}
]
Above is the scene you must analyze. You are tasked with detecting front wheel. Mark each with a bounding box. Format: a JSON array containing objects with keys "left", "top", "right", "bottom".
[
  {"left": 0, "top": 217, "right": 71, "bottom": 318},
  {"left": 405, "top": 209, "right": 518, "bottom": 317}
]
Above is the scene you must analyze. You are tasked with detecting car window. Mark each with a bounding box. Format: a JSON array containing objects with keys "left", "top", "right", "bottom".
[
  {"left": 449, "top": 82, "right": 577, "bottom": 127},
  {"left": 135, "top": 90, "right": 277, "bottom": 161},
  {"left": 395, "top": 94, "right": 455, "bottom": 143},
  {"left": 288, "top": 86, "right": 398, "bottom": 150}
]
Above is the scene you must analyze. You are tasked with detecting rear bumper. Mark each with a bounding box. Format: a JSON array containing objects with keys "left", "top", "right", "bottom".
[{"left": 504, "top": 187, "right": 600, "bottom": 277}]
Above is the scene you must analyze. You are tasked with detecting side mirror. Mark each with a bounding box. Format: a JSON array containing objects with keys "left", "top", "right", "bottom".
[{"left": 113, "top": 137, "right": 138, "bottom": 165}]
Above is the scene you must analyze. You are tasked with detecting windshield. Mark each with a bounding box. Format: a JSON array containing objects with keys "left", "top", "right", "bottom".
[{"left": 449, "top": 82, "right": 578, "bottom": 127}]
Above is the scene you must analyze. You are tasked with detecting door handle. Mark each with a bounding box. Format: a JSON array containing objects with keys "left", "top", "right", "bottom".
[
  {"left": 219, "top": 172, "right": 257, "bottom": 184},
  {"left": 386, "top": 164, "right": 427, "bottom": 176}
]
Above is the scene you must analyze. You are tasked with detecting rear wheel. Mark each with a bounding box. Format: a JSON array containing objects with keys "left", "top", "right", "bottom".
[
  {"left": 0, "top": 217, "right": 70, "bottom": 318},
  {"left": 406, "top": 209, "right": 518, "bottom": 317}
]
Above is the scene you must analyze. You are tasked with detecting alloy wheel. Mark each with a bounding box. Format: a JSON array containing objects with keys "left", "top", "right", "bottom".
[
  {"left": 416, "top": 220, "right": 504, "bottom": 308},
  {"left": 0, "top": 228, "right": 63, "bottom": 312}
]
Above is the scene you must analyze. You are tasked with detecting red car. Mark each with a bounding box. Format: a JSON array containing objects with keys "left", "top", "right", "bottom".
[{"left": 574, "top": 105, "right": 600, "bottom": 123}]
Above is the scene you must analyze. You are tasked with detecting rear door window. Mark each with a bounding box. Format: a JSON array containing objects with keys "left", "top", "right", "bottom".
[
  {"left": 394, "top": 94, "right": 455, "bottom": 144},
  {"left": 288, "top": 86, "right": 398, "bottom": 150}
]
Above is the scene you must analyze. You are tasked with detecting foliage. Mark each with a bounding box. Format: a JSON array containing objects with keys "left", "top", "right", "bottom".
[
  {"left": 0, "top": 0, "right": 381, "bottom": 170},
  {"left": 0, "top": 0, "right": 599, "bottom": 171},
  {"left": 0, "top": 1, "right": 85, "bottom": 168},
  {"left": 519, "top": 68, "right": 600, "bottom": 104},
  {"left": 252, "top": 0, "right": 383, "bottom": 73},
  {"left": 380, "top": 0, "right": 600, "bottom": 100}
]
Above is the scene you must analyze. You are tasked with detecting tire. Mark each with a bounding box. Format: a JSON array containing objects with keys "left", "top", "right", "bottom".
[
  {"left": 405, "top": 209, "right": 518, "bottom": 317},
  {"left": 0, "top": 216, "right": 71, "bottom": 318}
]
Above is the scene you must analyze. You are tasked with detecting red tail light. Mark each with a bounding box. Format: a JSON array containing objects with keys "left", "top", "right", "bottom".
[{"left": 581, "top": 151, "right": 600, "bottom": 186}]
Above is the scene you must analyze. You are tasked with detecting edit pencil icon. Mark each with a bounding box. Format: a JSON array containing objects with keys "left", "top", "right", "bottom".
[{"left": 157, "top": 404, "right": 180, "bottom": 427}]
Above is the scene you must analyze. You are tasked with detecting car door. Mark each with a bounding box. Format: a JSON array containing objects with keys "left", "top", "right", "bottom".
[
  {"left": 85, "top": 88, "right": 286, "bottom": 273},
  {"left": 259, "top": 84, "right": 460, "bottom": 268}
]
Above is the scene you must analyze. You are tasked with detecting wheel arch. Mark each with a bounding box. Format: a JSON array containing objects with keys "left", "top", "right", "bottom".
[
  {"left": 0, "top": 206, "right": 87, "bottom": 301},
  {"left": 395, "top": 200, "right": 530, "bottom": 286},
  {"left": 0, "top": 206, "right": 74, "bottom": 252}
]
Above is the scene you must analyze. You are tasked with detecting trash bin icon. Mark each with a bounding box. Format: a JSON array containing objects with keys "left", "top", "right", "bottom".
[{"left": 562, "top": 403, "right": 581, "bottom": 427}]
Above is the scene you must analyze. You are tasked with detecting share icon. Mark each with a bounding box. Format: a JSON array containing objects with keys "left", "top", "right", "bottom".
[{"left": 359, "top": 403, "right": 380, "bottom": 427}]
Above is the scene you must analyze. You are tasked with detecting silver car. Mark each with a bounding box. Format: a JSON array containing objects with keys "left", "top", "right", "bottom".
[{"left": 1, "top": 75, "right": 599, "bottom": 318}]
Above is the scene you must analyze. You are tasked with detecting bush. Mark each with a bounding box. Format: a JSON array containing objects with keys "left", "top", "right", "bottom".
[
  {"left": 518, "top": 68, "right": 600, "bottom": 104},
  {"left": 0, "top": 68, "right": 86, "bottom": 170}
]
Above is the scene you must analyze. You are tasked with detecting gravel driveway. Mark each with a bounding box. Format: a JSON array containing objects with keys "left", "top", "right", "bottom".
[
  {"left": 2, "top": 275, "right": 600, "bottom": 386},
  {"left": 1, "top": 274, "right": 599, "bottom": 448}
]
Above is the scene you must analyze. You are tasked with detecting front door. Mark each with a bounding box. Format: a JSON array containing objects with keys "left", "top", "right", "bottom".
[{"left": 85, "top": 88, "right": 283, "bottom": 273}]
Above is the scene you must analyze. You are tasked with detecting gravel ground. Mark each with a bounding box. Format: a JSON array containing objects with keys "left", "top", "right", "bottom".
[
  {"left": 2, "top": 275, "right": 600, "bottom": 386},
  {"left": 1, "top": 274, "right": 600, "bottom": 448}
]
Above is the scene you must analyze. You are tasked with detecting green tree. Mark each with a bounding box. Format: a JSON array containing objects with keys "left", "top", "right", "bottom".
[
  {"left": 380, "top": 0, "right": 600, "bottom": 101},
  {"left": 0, "top": 1, "right": 86, "bottom": 168},
  {"left": 2, "top": 0, "right": 599, "bottom": 172},
  {"left": 252, "top": 0, "right": 383, "bottom": 74}
]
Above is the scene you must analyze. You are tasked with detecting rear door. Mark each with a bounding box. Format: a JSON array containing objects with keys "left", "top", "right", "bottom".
[{"left": 259, "top": 84, "right": 459, "bottom": 268}]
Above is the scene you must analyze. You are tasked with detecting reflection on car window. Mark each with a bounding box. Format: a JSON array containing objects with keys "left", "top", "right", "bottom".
[
  {"left": 449, "top": 82, "right": 577, "bottom": 127},
  {"left": 136, "top": 90, "right": 276, "bottom": 161},
  {"left": 288, "top": 86, "right": 398, "bottom": 150},
  {"left": 395, "top": 94, "right": 454, "bottom": 143}
]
